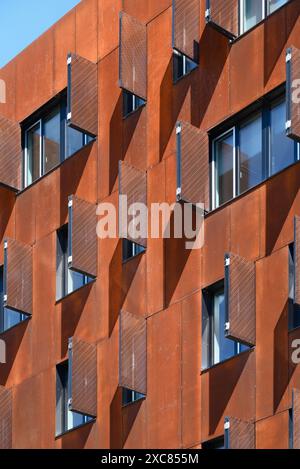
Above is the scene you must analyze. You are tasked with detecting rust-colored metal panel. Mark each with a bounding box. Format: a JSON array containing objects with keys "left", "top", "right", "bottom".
[
  {"left": 206, "top": 0, "right": 239, "bottom": 39},
  {"left": 293, "top": 388, "right": 300, "bottom": 449},
  {"left": 225, "top": 253, "right": 256, "bottom": 346},
  {"left": 0, "top": 386, "right": 12, "bottom": 449},
  {"left": 119, "top": 311, "right": 147, "bottom": 395},
  {"left": 294, "top": 216, "right": 300, "bottom": 305},
  {"left": 119, "top": 161, "right": 147, "bottom": 247},
  {"left": 68, "top": 195, "right": 97, "bottom": 278},
  {"left": 4, "top": 238, "right": 32, "bottom": 315},
  {"left": 0, "top": 115, "right": 21, "bottom": 190},
  {"left": 67, "top": 53, "right": 98, "bottom": 136},
  {"left": 286, "top": 47, "right": 300, "bottom": 141},
  {"left": 172, "top": 0, "right": 200, "bottom": 61},
  {"left": 225, "top": 417, "right": 255, "bottom": 449},
  {"left": 119, "top": 12, "right": 147, "bottom": 100},
  {"left": 68, "top": 337, "right": 97, "bottom": 417},
  {"left": 176, "top": 121, "right": 209, "bottom": 211}
]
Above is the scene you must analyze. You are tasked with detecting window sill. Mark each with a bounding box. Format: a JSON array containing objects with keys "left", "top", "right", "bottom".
[
  {"left": 55, "top": 418, "right": 96, "bottom": 440},
  {"left": 17, "top": 139, "right": 96, "bottom": 197},
  {"left": 201, "top": 347, "right": 254, "bottom": 374},
  {"left": 55, "top": 278, "right": 96, "bottom": 305},
  {"left": 0, "top": 315, "right": 31, "bottom": 337}
]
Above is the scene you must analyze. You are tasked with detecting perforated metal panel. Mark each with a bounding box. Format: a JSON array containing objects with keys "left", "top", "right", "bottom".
[
  {"left": 4, "top": 238, "right": 32, "bottom": 315},
  {"left": 0, "top": 115, "right": 21, "bottom": 190},
  {"left": 206, "top": 0, "right": 239, "bottom": 39},
  {"left": 225, "top": 417, "right": 255, "bottom": 449},
  {"left": 68, "top": 195, "right": 97, "bottom": 278},
  {"left": 293, "top": 388, "right": 300, "bottom": 449},
  {"left": 67, "top": 53, "right": 98, "bottom": 137},
  {"left": 119, "top": 311, "right": 147, "bottom": 395},
  {"left": 119, "top": 12, "right": 147, "bottom": 100},
  {"left": 172, "top": 0, "right": 200, "bottom": 61},
  {"left": 0, "top": 386, "right": 12, "bottom": 449},
  {"left": 119, "top": 161, "right": 147, "bottom": 248},
  {"left": 176, "top": 121, "right": 209, "bottom": 211},
  {"left": 225, "top": 253, "right": 256, "bottom": 346},
  {"left": 68, "top": 337, "right": 97, "bottom": 417},
  {"left": 286, "top": 47, "right": 300, "bottom": 141},
  {"left": 294, "top": 216, "right": 300, "bottom": 305}
]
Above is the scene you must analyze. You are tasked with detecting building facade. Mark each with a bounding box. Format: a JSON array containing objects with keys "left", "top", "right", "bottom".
[{"left": 0, "top": 0, "right": 299, "bottom": 449}]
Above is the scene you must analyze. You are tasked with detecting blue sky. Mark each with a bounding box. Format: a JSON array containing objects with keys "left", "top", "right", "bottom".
[{"left": 0, "top": 0, "right": 81, "bottom": 68}]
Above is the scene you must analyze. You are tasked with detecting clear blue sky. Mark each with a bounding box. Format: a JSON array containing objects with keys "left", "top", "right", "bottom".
[{"left": 0, "top": 0, "right": 81, "bottom": 68}]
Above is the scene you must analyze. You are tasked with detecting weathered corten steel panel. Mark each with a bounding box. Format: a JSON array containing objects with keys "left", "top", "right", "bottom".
[
  {"left": 4, "top": 238, "right": 32, "bottom": 315},
  {"left": 225, "top": 417, "right": 255, "bottom": 449},
  {"left": 172, "top": 0, "right": 200, "bottom": 61},
  {"left": 176, "top": 121, "right": 209, "bottom": 210},
  {"left": 68, "top": 195, "right": 97, "bottom": 278},
  {"left": 206, "top": 0, "right": 239, "bottom": 38},
  {"left": 69, "top": 337, "right": 97, "bottom": 417},
  {"left": 67, "top": 53, "right": 98, "bottom": 136},
  {"left": 225, "top": 253, "right": 256, "bottom": 346},
  {"left": 0, "top": 386, "right": 12, "bottom": 449},
  {"left": 119, "top": 310, "right": 147, "bottom": 395},
  {"left": 0, "top": 116, "right": 22, "bottom": 190},
  {"left": 119, "top": 12, "right": 147, "bottom": 100},
  {"left": 293, "top": 388, "right": 300, "bottom": 449},
  {"left": 286, "top": 46, "right": 300, "bottom": 141},
  {"left": 119, "top": 161, "right": 147, "bottom": 248}
]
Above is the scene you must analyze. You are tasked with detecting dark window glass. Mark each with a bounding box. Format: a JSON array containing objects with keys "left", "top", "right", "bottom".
[
  {"left": 56, "top": 361, "right": 92, "bottom": 436},
  {"left": 173, "top": 51, "right": 197, "bottom": 82},
  {"left": 43, "top": 106, "right": 61, "bottom": 173},
  {"left": 215, "top": 131, "right": 234, "bottom": 207},
  {"left": 270, "top": 100, "right": 296, "bottom": 175},
  {"left": 122, "top": 388, "right": 145, "bottom": 406},
  {"left": 56, "top": 225, "right": 92, "bottom": 300},
  {"left": 202, "top": 437, "right": 225, "bottom": 449},
  {"left": 288, "top": 244, "right": 300, "bottom": 330},
  {"left": 122, "top": 239, "right": 145, "bottom": 262},
  {"left": 239, "top": 114, "right": 263, "bottom": 194},
  {"left": 26, "top": 121, "right": 41, "bottom": 185},
  {"left": 123, "top": 90, "right": 145, "bottom": 118}
]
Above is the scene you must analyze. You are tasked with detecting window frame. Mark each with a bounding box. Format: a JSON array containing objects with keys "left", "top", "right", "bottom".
[
  {"left": 24, "top": 119, "right": 43, "bottom": 188},
  {"left": 212, "top": 126, "right": 236, "bottom": 210},
  {"left": 239, "top": 0, "right": 289, "bottom": 35}
]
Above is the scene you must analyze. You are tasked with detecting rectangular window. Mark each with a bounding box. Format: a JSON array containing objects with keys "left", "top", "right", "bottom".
[
  {"left": 123, "top": 91, "right": 145, "bottom": 118},
  {"left": 288, "top": 244, "right": 300, "bottom": 330},
  {"left": 268, "top": 0, "right": 289, "bottom": 14},
  {"left": 56, "top": 225, "right": 92, "bottom": 300},
  {"left": 56, "top": 361, "right": 92, "bottom": 436},
  {"left": 202, "top": 283, "right": 249, "bottom": 369},
  {"left": 122, "top": 239, "right": 145, "bottom": 262},
  {"left": 122, "top": 388, "right": 145, "bottom": 406},
  {"left": 0, "top": 266, "right": 28, "bottom": 333},
  {"left": 24, "top": 96, "right": 93, "bottom": 188},
  {"left": 212, "top": 95, "right": 300, "bottom": 209},
  {"left": 240, "top": 0, "right": 289, "bottom": 34},
  {"left": 173, "top": 51, "right": 197, "bottom": 83}
]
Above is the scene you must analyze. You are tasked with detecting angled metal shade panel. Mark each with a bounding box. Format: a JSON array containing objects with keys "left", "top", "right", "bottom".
[
  {"left": 4, "top": 238, "right": 32, "bottom": 315},
  {"left": 206, "top": 0, "right": 239, "bottom": 39},
  {"left": 176, "top": 121, "right": 209, "bottom": 211},
  {"left": 67, "top": 53, "right": 98, "bottom": 137},
  {"left": 286, "top": 47, "right": 300, "bottom": 141},
  {"left": 0, "top": 387, "right": 12, "bottom": 449},
  {"left": 172, "top": 0, "right": 200, "bottom": 61},
  {"left": 119, "top": 12, "right": 147, "bottom": 100},
  {"left": 0, "top": 115, "right": 21, "bottom": 190},
  {"left": 119, "top": 161, "right": 147, "bottom": 247},
  {"left": 68, "top": 195, "right": 97, "bottom": 278},
  {"left": 68, "top": 337, "right": 97, "bottom": 418},
  {"left": 225, "top": 253, "right": 256, "bottom": 346},
  {"left": 293, "top": 388, "right": 300, "bottom": 449},
  {"left": 119, "top": 311, "right": 147, "bottom": 395},
  {"left": 294, "top": 216, "right": 300, "bottom": 305},
  {"left": 225, "top": 417, "right": 255, "bottom": 449}
]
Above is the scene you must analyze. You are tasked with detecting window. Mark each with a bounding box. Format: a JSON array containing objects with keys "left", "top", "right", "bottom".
[
  {"left": 56, "top": 225, "right": 93, "bottom": 300},
  {"left": 122, "top": 388, "right": 145, "bottom": 406},
  {"left": 289, "top": 407, "right": 293, "bottom": 449},
  {"left": 240, "top": 0, "right": 289, "bottom": 34},
  {"left": 202, "top": 437, "right": 225, "bottom": 449},
  {"left": 24, "top": 96, "right": 93, "bottom": 188},
  {"left": 202, "top": 283, "right": 249, "bottom": 369},
  {"left": 288, "top": 244, "right": 300, "bottom": 330},
  {"left": 173, "top": 50, "right": 197, "bottom": 82},
  {"left": 212, "top": 96, "right": 300, "bottom": 209},
  {"left": 56, "top": 361, "right": 92, "bottom": 436},
  {"left": 122, "top": 239, "right": 145, "bottom": 262},
  {"left": 123, "top": 90, "right": 145, "bottom": 118},
  {"left": 0, "top": 266, "right": 28, "bottom": 333}
]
